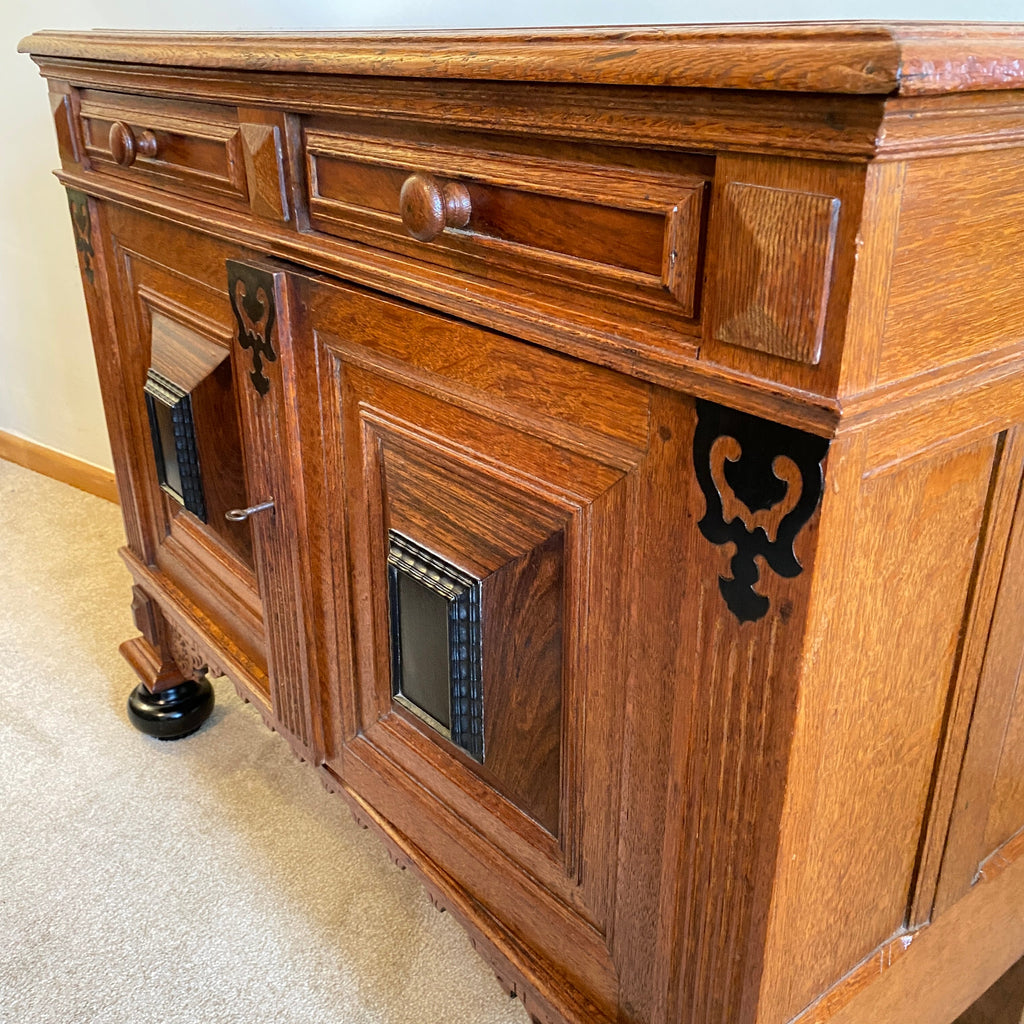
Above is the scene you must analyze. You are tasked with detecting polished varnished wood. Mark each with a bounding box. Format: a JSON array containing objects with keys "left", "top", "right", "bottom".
[
  {"left": 707, "top": 182, "right": 839, "bottom": 364},
  {"left": 108, "top": 120, "right": 157, "bottom": 166},
  {"left": 302, "top": 118, "right": 709, "bottom": 342},
  {"left": 78, "top": 90, "right": 249, "bottom": 209},
  {"left": 0, "top": 428, "right": 118, "bottom": 503},
  {"left": 397, "top": 172, "right": 472, "bottom": 241},
  {"left": 20, "top": 23, "right": 1024, "bottom": 94},
  {"left": 21, "top": 23, "right": 1024, "bottom": 1024}
]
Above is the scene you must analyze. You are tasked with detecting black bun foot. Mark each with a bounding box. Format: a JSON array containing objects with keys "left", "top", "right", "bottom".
[{"left": 127, "top": 678, "right": 214, "bottom": 740}]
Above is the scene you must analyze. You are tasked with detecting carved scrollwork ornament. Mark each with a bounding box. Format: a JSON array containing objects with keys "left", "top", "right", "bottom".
[
  {"left": 166, "top": 624, "right": 226, "bottom": 682},
  {"left": 227, "top": 261, "right": 278, "bottom": 396},
  {"left": 693, "top": 399, "right": 830, "bottom": 622},
  {"left": 66, "top": 189, "right": 95, "bottom": 285}
]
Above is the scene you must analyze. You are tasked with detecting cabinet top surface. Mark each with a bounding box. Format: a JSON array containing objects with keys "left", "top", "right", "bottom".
[{"left": 18, "top": 21, "right": 1024, "bottom": 96}]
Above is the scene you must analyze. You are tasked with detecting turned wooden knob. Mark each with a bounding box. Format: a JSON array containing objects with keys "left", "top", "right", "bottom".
[
  {"left": 109, "top": 121, "right": 158, "bottom": 167},
  {"left": 399, "top": 173, "right": 472, "bottom": 242}
]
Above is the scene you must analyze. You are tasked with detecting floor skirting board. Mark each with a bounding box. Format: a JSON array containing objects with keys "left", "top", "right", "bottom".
[{"left": 0, "top": 430, "right": 117, "bottom": 504}]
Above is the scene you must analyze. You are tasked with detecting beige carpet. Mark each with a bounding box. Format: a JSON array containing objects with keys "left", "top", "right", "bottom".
[{"left": 0, "top": 458, "right": 530, "bottom": 1024}]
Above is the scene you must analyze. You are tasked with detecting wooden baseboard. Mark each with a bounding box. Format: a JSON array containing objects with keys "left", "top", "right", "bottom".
[{"left": 0, "top": 430, "right": 118, "bottom": 503}]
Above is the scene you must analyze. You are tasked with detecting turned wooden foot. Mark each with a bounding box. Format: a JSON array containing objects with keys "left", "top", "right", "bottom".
[
  {"left": 120, "top": 586, "right": 216, "bottom": 740},
  {"left": 126, "top": 677, "right": 214, "bottom": 740}
]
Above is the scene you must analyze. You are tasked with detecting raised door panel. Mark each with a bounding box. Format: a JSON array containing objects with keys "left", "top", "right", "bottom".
[
  {"left": 935, "top": 439, "right": 1024, "bottom": 915},
  {"left": 102, "top": 205, "right": 266, "bottom": 683},
  {"left": 304, "top": 274, "right": 654, "bottom": 1020}
]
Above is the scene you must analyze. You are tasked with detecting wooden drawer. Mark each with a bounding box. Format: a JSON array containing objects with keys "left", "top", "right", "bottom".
[
  {"left": 78, "top": 89, "right": 248, "bottom": 209},
  {"left": 303, "top": 120, "right": 710, "bottom": 332}
]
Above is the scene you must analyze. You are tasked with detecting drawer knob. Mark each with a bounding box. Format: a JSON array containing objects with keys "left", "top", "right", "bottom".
[
  {"left": 399, "top": 173, "right": 472, "bottom": 242},
  {"left": 109, "top": 121, "right": 158, "bottom": 167}
]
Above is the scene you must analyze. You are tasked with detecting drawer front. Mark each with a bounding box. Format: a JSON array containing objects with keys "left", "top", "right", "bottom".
[
  {"left": 78, "top": 89, "right": 248, "bottom": 208},
  {"left": 303, "top": 122, "right": 709, "bottom": 328}
]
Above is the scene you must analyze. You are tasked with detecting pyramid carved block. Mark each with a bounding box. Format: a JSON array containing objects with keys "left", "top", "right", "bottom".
[{"left": 709, "top": 181, "right": 840, "bottom": 365}]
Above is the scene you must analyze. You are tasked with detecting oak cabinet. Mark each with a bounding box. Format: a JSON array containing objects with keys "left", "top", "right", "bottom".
[{"left": 21, "top": 22, "right": 1024, "bottom": 1024}]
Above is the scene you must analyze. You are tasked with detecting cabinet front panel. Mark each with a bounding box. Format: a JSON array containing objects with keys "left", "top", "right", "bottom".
[
  {"left": 103, "top": 205, "right": 267, "bottom": 689},
  {"left": 305, "top": 275, "right": 657, "bottom": 1010}
]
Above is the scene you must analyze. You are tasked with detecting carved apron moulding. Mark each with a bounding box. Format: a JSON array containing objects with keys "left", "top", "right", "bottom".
[{"left": 166, "top": 624, "right": 227, "bottom": 681}]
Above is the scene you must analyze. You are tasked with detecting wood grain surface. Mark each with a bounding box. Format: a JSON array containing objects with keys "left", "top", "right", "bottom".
[
  {"left": 0, "top": 429, "right": 118, "bottom": 503},
  {"left": 19, "top": 23, "right": 1024, "bottom": 95},
  {"left": 28, "top": 24, "right": 1024, "bottom": 1024}
]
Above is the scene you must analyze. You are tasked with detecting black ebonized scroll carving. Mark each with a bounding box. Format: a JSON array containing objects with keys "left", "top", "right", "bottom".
[
  {"left": 66, "top": 188, "right": 95, "bottom": 285},
  {"left": 387, "top": 531, "right": 484, "bottom": 762},
  {"left": 227, "top": 261, "right": 277, "bottom": 396},
  {"left": 693, "top": 399, "right": 829, "bottom": 623}
]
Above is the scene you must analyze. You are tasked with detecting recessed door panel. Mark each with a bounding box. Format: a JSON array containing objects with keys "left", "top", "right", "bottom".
[
  {"left": 103, "top": 204, "right": 266, "bottom": 691},
  {"left": 306, "top": 273, "right": 652, "bottom": 985}
]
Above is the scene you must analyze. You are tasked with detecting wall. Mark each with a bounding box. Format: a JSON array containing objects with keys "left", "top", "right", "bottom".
[{"left": 3, "top": 0, "right": 1020, "bottom": 472}]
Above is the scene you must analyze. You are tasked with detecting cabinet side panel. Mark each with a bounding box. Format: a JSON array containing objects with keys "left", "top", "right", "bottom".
[
  {"left": 937, "top": 448, "right": 1024, "bottom": 912},
  {"left": 984, "top": 659, "right": 1024, "bottom": 854},
  {"left": 878, "top": 148, "right": 1024, "bottom": 385},
  {"left": 978, "top": 446, "right": 1024, "bottom": 858},
  {"left": 910, "top": 428, "right": 1024, "bottom": 924},
  {"left": 758, "top": 431, "right": 1001, "bottom": 1024}
]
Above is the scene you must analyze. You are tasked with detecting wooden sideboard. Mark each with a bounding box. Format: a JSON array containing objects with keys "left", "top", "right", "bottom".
[{"left": 20, "top": 23, "right": 1024, "bottom": 1024}]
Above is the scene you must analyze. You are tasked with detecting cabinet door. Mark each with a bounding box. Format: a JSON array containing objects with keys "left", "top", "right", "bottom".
[
  {"left": 96, "top": 205, "right": 319, "bottom": 753},
  {"left": 99, "top": 204, "right": 266, "bottom": 683},
  {"left": 304, "top": 274, "right": 653, "bottom": 1017}
]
